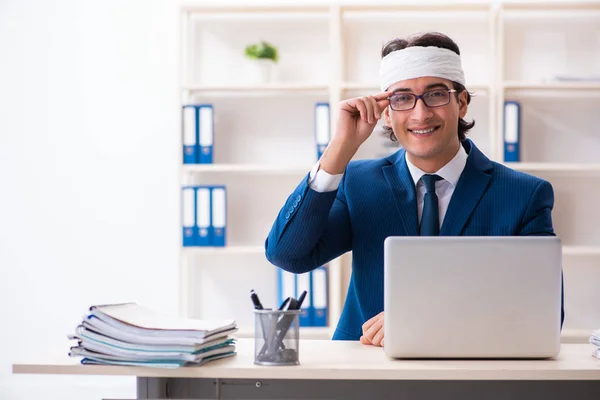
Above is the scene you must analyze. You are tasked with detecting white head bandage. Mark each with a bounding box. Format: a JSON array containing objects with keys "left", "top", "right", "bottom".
[{"left": 379, "top": 46, "right": 465, "bottom": 91}]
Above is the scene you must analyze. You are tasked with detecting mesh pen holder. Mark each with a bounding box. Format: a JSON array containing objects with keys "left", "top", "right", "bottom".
[{"left": 254, "top": 309, "right": 300, "bottom": 366}]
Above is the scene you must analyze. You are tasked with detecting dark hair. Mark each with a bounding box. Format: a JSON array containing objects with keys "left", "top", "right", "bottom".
[{"left": 381, "top": 32, "right": 475, "bottom": 142}]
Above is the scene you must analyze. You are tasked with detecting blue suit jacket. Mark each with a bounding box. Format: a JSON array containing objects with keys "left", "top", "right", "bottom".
[{"left": 265, "top": 139, "right": 564, "bottom": 340}]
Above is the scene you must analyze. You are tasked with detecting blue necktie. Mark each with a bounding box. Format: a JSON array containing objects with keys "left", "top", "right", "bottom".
[{"left": 420, "top": 174, "right": 443, "bottom": 236}]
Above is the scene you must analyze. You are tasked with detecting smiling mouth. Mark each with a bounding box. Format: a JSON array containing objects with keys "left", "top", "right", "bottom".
[{"left": 409, "top": 126, "right": 440, "bottom": 135}]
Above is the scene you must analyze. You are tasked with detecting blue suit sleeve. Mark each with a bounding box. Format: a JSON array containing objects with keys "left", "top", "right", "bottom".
[
  {"left": 518, "top": 180, "right": 555, "bottom": 236},
  {"left": 265, "top": 173, "right": 352, "bottom": 274},
  {"left": 517, "top": 179, "right": 564, "bottom": 329}
]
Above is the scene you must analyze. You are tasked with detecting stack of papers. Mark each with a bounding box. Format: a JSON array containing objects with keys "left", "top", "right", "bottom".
[
  {"left": 591, "top": 329, "right": 600, "bottom": 360},
  {"left": 68, "top": 303, "right": 237, "bottom": 368}
]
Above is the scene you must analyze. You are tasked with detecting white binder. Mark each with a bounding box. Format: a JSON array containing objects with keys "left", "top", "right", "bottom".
[
  {"left": 211, "top": 186, "right": 226, "bottom": 246},
  {"left": 503, "top": 101, "right": 520, "bottom": 162},
  {"left": 182, "top": 106, "right": 197, "bottom": 164},
  {"left": 198, "top": 105, "right": 214, "bottom": 164},
  {"left": 181, "top": 187, "right": 195, "bottom": 246},
  {"left": 297, "top": 272, "right": 312, "bottom": 326},
  {"left": 312, "top": 267, "right": 328, "bottom": 327},
  {"left": 195, "top": 187, "right": 211, "bottom": 246},
  {"left": 314, "top": 103, "right": 330, "bottom": 160}
]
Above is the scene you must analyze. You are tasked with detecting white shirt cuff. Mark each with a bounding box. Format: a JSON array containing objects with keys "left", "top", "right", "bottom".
[{"left": 308, "top": 163, "right": 344, "bottom": 193}]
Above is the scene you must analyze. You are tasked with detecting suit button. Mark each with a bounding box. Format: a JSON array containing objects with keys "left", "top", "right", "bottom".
[
  {"left": 296, "top": 195, "right": 302, "bottom": 202},
  {"left": 285, "top": 212, "right": 291, "bottom": 219}
]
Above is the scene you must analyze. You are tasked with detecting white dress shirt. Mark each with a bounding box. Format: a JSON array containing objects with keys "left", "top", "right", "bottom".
[{"left": 308, "top": 145, "right": 468, "bottom": 228}]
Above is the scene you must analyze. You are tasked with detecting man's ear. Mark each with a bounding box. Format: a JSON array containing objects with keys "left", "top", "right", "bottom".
[
  {"left": 458, "top": 90, "right": 468, "bottom": 119},
  {"left": 383, "top": 106, "right": 391, "bottom": 127}
]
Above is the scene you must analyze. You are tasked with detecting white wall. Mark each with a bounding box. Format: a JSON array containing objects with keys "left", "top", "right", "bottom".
[{"left": 0, "top": 0, "right": 180, "bottom": 399}]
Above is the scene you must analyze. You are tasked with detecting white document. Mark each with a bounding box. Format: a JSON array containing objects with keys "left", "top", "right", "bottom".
[
  {"left": 89, "top": 303, "right": 236, "bottom": 338},
  {"left": 76, "top": 325, "right": 233, "bottom": 353}
]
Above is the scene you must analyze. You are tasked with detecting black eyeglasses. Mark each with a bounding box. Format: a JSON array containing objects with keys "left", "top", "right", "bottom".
[{"left": 388, "top": 88, "right": 457, "bottom": 111}]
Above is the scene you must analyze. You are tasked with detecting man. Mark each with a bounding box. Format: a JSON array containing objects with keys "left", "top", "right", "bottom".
[{"left": 265, "top": 32, "right": 564, "bottom": 346}]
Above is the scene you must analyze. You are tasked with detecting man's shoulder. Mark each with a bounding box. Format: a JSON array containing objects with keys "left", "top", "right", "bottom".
[
  {"left": 490, "top": 160, "right": 551, "bottom": 188},
  {"left": 345, "top": 152, "right": 400, "bottom": 175},
  {"left": 347, "top": 157, "right": 390, "bottom": 172}
]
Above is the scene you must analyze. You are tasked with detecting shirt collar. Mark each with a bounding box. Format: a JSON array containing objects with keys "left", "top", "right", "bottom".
[{"left": 405, "top": 143, "right": 468, "bottom": 188}]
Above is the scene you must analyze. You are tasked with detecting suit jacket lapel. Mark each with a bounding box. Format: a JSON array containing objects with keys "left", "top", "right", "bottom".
[
  {"left": 440, "top": 140, "right": 493, "bottom": 236},
  {"left": 382, "top": 150, "right": 419, "bottom": 236}
]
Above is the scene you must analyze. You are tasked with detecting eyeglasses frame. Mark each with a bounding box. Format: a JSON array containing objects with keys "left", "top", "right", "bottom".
[{"left": 387, "top": 88, "right": 459, "bottom": 111}]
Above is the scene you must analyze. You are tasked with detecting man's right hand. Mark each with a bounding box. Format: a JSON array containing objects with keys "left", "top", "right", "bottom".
[
  {"left": 319, "top": 92, "right": 391, "bottom": 175},
  {"left": 360, "top": 311, "right": 385, "bottom": 347}
]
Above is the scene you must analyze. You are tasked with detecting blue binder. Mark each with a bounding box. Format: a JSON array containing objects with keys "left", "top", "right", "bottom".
[
  {"left": 195, "top": 186, "right": 211, "bottom": 246},
  {"left": 182, "top": 105, "right": 198, "bottom": 164},
  {"left": 181, "top": 186, "right": 196, "bottom": 246},
  {"left": 296, "top": 272, "right": 312, "bottom": 327},
  {"left": 312, "top": 266, "right": 328, "bottom": 327},
  {"left": 198, "top": 105, "right": 214, "bottom": 164},
  {"left": 210, "top": 186, "right": 226, "bottom": 246},
  {"left": 314, "top": 102, "right": 330, "bottom": 160},
  {"left": 503, "top": 101, "right": 520, "bottom": 162}
]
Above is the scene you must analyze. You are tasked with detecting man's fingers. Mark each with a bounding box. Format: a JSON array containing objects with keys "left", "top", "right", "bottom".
[
  {"left": 362, "top": 311, "right": 384, "bottom": 333},
  {"left": 341, "top": 93, "right": 391, "bottom": 123},
  {"left": 368, "top": 96, "right": 381, "bottom": 120},
  {"left": 365, "top": 318, "right": 383, "bottom": 338},
  {"left": 371, "top": 327, "right": 385, "bottom": 347},
  {"left": 362, "top": 314, "right": 378, "bottom": 333},
  {"left": 363, "top": 318, "right": 384, "bottom": 342},
  {"left": 377, "top": 98, "right": 390, "bottom": 112},
  {"left": 373, "top": 91, "right": 393, "bottom": 101},
  {"left": 354, "top": 99, "right": 368, "bottom": 122},
  {"left": 363, "top": 97, "right": 375, "bottom": 124},
  {"left": 360, "top": 335, "right": 371, "bottom": 345}
]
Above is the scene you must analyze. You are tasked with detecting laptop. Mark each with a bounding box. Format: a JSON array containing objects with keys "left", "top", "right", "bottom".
[{"left": 383, "top": 236, "right": 562, "bottom": 359}]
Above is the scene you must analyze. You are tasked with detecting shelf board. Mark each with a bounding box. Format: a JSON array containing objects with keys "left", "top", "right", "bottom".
[
  {"left": 182, "top": 164, "right": 310, "bottom": 174},
  {"left": 184, "top": 245, "right": 264, "bottom": 255},
  {"left": 503, "top": 82, "right": 600, "bottom": 91},
  {"left": 560, "top": 329, "right": 594, "bottom": 344},
  {"left": 181, "top": 1, "right": 492, "bottom": 13},
  {"left": 181, "top": 2, "right": 329, "bottom": 14},
  {"left": 504, "top": 163, "right": 600, "bottom": 174},
  {"left": 501, "top": 1, "right": 600, "bottom": 11},
  {"left": 183, "top": 83, "right": 329, "bottom": 95},
  {"left": 563, "top": 246, "right": 600, "bottom": 256},
  {"left": 234, "top": 325, "right": 333, "bottom": 340},
  {"left": 341, "top": 82, "right": 490, "bottom": 93},
  {"left": 342, "top": 1, "right": 491, "bottom": 12},
  {"left": 183, "top": 245, "right": 600, "bottom": 257}
]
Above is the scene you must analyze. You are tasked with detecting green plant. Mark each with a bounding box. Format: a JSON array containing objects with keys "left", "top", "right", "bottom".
[{"left": 244, "top": 41, "right": 279, "bottom": 63}]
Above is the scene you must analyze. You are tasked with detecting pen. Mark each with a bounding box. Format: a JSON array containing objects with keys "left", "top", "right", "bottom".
[
  {"left": 297, "top": 290, "right": 307, "bottom": 308},
  {"left": 250, "top": 290, "right": 264, "bottom": 310}
]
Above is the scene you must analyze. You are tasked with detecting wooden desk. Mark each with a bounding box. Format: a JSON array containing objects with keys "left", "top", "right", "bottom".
[{"left": 13, "top": 339, "right": 600, "bottom": 400}]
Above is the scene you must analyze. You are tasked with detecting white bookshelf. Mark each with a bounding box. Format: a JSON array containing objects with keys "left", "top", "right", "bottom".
[
  {"left": 179, "top": 0, "right": 600, "bottom": 342},
  {"left": 184, "top": 83, "right": 329, "bottom": 92},
  {"left": 503, "top": 82, "right": 600, "bottom": 91},
  {"left": 182, "top": 164, "right": 311, "bottom": 174}
]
